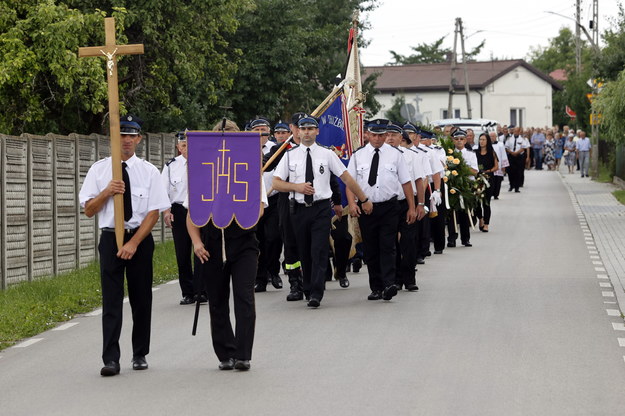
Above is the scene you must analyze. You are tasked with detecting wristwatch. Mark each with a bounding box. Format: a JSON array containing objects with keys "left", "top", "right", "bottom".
[{"left": 417, "top": 202, "right": 425, "bottom": 206}]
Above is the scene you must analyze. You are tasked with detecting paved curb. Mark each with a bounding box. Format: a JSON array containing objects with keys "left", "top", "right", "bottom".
[{"left": 559, "top": 169, "right": 625, "bottom": 317}]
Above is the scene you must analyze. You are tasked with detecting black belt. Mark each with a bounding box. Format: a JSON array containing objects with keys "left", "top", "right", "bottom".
[
  {"left": 372, "top": 196, "right": 398, "bottom": 206},
  {"left": 101, "top": 227, "right": 139, "bottom": 234},
  {"left": 172, "top": 202, "right": 185, "bottom": 206},
  {"left": 295, "top": 198, "right": 330, "bottom": 208}
]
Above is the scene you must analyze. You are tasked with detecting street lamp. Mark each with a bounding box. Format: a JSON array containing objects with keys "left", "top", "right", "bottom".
[{"left": 544, "top": 11, "right": 599, "bottom": 52}]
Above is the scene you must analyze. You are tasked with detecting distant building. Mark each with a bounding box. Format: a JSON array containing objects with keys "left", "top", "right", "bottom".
[{"left": 364, "top": 59, "right": 562, "bottom": 127}]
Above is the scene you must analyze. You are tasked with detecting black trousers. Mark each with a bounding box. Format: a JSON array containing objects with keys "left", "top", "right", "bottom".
[
  {"left": 395, "top": 199, "right": 417, "bottom": 287},
  {"left": 278, "top": 193, "right": 302, "bottom": 288},
  {"left": 447, "top": 209, "right": 470, "bottom": 244},
  {"left": 359, "top": 199, "right": 400, "bottom": 292},
  {"left": 430, "top": 187, "right": 448, "bottom": 252},
  {"left": 507, "top": 154, "right": 525, "bottom": 191},
  {"left": 330, "top": 212, "right": 352, "bottom": 279},
  {"left": 416, "top": 189, "right": 431, "bottom": 258},
  {"left": 256, "top": 194, "right": 282, "bottom": 283},
  {"left": 291, "top": 200, "right": 332, "bottom": 300},
  {"left": 171, "top": 203, "right": 194, "bottom": 298},
  {"left": 475, "top": 174, "right": 494, "bottom": 225},
  {"left": 198, "top": 223, "right": 258, "bottom": 361},
  {"left": 99, "top": 231, "right": 154, "bottom": 364},
  {"left": 492, "top": 175, "right": 503, "bottom": 198}
]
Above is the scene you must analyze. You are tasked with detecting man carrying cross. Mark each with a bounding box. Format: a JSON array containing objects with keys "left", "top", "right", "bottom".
[{"left": 79, "top": 115, "right": 170, "bottom": 376}]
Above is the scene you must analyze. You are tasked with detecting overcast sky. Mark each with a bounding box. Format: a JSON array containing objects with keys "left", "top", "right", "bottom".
[{"left": 360, "top": 0, "right": 622, "bottom": 67}]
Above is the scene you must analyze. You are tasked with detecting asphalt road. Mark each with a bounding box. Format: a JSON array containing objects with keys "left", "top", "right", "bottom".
[{"left": 2, "top": 170, "right": 625, "bottom": 416}]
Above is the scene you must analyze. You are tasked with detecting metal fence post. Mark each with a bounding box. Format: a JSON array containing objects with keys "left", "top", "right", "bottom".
[{"left": 0, "top": 135, "right": 5, "bottom": 290}]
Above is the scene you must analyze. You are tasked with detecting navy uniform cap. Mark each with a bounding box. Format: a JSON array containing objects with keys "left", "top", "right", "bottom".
[
  {"left": 120, "top": 114, "right": 143, "bottom": 135},
  {"left": 175, "top": 130, "right": 186, "bottom": 142},
  {"left": 403, "top": 122, "right": 418, "bottom": 133},
  {"left": 367, "top": 118, "right": 390, "bottom": 134},
  {"left": 386, "top": 122, "right": 404, "bottom": 134},
  {"left": 250, "top": 118, "right": 271, "bottom": 129},
  {"left": 291, "top": 112, "right": 306, "bottom": 125},
  {"left": 297, "top": 115, "right": 319, "bottom": 128},
  {"left": 419, "top": 129, "right": 434, "bottom": 139},
  {"left": 274, "top": 120, "right": 290, "bottom": 132},
  {"left": 507, "top": 124, "right": 515, "bottom": 129},
  {"left": 451, "top": 128, "right": 467, "bottom": 138}
]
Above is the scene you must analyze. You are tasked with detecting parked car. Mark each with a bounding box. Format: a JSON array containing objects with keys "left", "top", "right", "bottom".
[{"left": 430, "top": 118, "right": 499, "bottom": 137}]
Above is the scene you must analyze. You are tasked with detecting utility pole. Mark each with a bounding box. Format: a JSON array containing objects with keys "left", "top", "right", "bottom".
[
  {"left": 575, "top": 0, "right": 581, "bottom": 74},
  {"left": 447, "top": 18, "right": 472, "bottom": 119},
  {"left": 590, "top": 0, "right": 600, "bottom": 178}
]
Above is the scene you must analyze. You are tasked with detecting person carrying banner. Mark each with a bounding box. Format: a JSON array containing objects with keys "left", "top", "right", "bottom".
[
  {"left": 272, "top": 115, "right": 372, "bottom": 308},
  {"left": 346, "top": 119, "right": 417, "bottom": 301},
  {"left": 252, "top": 118, "right": 283, "bottom": 293},
  {"left": 186, "top": 119, "right": 268, "bottom": 371},
  {"left": 79, "top": 114, "right": 170, "bottom": 376}
]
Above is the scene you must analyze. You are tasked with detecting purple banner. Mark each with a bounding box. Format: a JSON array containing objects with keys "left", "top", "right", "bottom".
[{"left": 187, "top": 131, "right": 262, "bottom": 229}]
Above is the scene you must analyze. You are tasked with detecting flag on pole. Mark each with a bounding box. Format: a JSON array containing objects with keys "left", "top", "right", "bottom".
[{"left": 565, "top": 105, "right": 577, "bottom": 119}]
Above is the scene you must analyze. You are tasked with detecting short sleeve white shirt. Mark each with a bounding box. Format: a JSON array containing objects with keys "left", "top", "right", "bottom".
[{"left": 160, "top": 154, "right": 188, "bottom": 205}]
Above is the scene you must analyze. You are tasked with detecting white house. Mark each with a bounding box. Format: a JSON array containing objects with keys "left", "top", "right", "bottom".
[{"left": 364, "top": 60, "right": 562, "bottom": 128}]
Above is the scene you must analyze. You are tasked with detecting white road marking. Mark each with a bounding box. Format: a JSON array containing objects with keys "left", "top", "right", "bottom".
[
  {"left": 605, "top": 301, "right": 618, "bottom": 304},
  {"left": 152, "top": 288, "right": 160, "bottom": 292},
  {"left": 52, "top": 323, "right": 78, "bottom": 331},
  {"left": 123, "top": 298, "right": 129, "bottom": 304},
  {"left": 618, "top": 338, "right": 625, "bottom": 347},
  {"left": 603, "top": 291, "right": 615, "bottom": 298},
  {"left": 14, "top": 338, "right": 43, "bottom": 348},
  {"left": 597, "top": 274, "right": 609, "bottom": 279},
  {"left": 166, "top": 280, "right": 178, "bottom": 285},
  {"left": 590, "top": 256, "right": 600, "bottom": 259},
  {"left": 589, "top": 251, "right": 599, "bottom": 254},
  {"left": 607, "top": 309, "right": 621, "bottom": 317},
  {"left": 596, "top": 267, "right": 607, "bottom": 272},
  {"left": 593, "top": 261, "right": 604, "bottom": 265},
  {"left": 613, "top": 323, "right": 625, "bottom": 331},
  {"left": 600, "top": 282, "right": 612, "bottom": 288},
  {"left": 86, "top": 309, "right": 102, "bottom": 317}
]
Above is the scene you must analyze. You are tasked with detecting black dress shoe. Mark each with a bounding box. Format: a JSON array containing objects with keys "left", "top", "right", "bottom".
[
  {"left": 405, "top": 284, "right": 419, "bottom": 292},
  {"left": 352, "top": 258, "right": 362, "bottom": 273},
  {"left": 132, "top": 356, "right": 148, "bottom": 370},
  {"left": 254, "top": 282, "right": 266, "bottom": 293},
  {"left": 462, "top": 242, "right": 472, "bottom": 247},
  {"left": 286, "top": 289, "right": 303, "bottom": 301},
  {"left": 180, "top": 296, "right": 194, "bottom": 305},
  {"left": 416, "top": 257, "right": 425, "bottom": 265},
  {"left": 197, "top": 294, "right": 208, "bottom": 304},
  {"left": 219, "top": 358, "right": 235, "bottom": 370},
  {"left": 307, "top": 298, "right": 321, "bottom": 308},
  {"left": 234, "top": 359, "right": 251, "bottom": 371},
  {"left": 514, "top": 189, "right": 520, "bottom": 193},
  {"left": 338, "top": 276, "right": 350, "bottom": 288},
  {"left": 447, "top": 242, "right": 456, "bottom": 248},
  {"left": 425, "top": 251, "right": 432, "bottom": 257},
  {"left": 367, "top": 291, "right": 382, "bottom": 300},
  {"left": 271, "top": 274, "right": 283, "bottom": 289},
  {"left": 100, "top": 361, "right": 120, "bottom": 376},
  {"left": 433, "top": 250, "right": 443, "bottom": 254},
  {"left": 395, "top": 283, "right": 403, "bottom": 291},
  {"left": 382, "top": 285, "right": 398, "bottom": 300}
]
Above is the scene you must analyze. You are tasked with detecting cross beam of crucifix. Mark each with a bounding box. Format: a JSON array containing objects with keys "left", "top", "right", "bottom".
[{"left": 79, "top": 17, "right": 144, "bottom": 250}]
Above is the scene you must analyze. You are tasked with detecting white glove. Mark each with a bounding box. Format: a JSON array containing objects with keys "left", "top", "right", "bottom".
[{"left": 431, "top": 190, "right": 442, "bottom": 206}]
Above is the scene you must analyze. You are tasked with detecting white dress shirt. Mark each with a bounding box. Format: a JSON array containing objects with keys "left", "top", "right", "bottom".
[
  {"left": 460, "top": 148, "right": 479, "bottom": 180},
  {"left": 347, "top": 142, "right": 412, "bottom": 203},
  {"left": 262, "top": 141, "right": 278, "bottom": 197},
  {"left": 79, "top": 154, "right": 171, "bottom": 229},
  {"left": 273, "top": 142, "right": 347, "bottom": 204},
  {"left": 160, "top": 154, "right": 188, "bottom": 204}
]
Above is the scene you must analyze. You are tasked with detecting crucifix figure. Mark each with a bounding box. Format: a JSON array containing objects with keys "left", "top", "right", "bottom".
[{"left": 79, "top": 17, "right": 144, "bottom": 250}]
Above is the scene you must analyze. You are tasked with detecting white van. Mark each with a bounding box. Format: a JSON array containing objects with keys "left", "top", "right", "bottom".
[{"left": 430, "top": 118, "right": 498, "bottom": 137}]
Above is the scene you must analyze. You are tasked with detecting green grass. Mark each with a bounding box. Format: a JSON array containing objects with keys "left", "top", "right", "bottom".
[
  {"left": 613, "top": 190, "right": 625, "bottom": 206},
  {"left": 0, "top": 241, "right": 177, "bottom": 351},
  {"left": 596, "top": 162, "right": 614, "bottom": 183}
]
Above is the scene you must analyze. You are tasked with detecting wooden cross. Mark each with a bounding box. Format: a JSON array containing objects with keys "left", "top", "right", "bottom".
[{"left": 78, "top": 17, "right": 144, "bottom": 250}]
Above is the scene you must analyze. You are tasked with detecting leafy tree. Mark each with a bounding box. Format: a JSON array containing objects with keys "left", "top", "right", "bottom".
[
  {"left": 526, "top": 27, "right": 592, "bottom": 74},
  {"left": 226, "top": 0, "right": 378, "bottom": 126},
  {"left": 553, "top": 72, "right": 592, "bottom": 131},
  {"left": 597, "top": 4, "right": 625, "bottom": 81},
  {"left": 388, "top": 36, "right": 485, "bottom": 65},
  {"left": 594, "top": 69, "right": 625, "bottom": 144}
]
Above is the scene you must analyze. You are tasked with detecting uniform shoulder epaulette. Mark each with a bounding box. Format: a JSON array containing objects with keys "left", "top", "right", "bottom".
[
  {"left": 415, "top": 146, "right": 427, "bottom": 153},
  {"left": 390, "top": 145, "right": 403, "bottom": 153},
  {"left": 433, "top": 145, "right": 442, "bottom": 149},
  {"left": 93, "top": 157, "right": 111, "bottom": 167},
  {"left": 318, "top": 144, "right": 332, "bottom": 150},
  {"left": 352, "top": 146, "right": 364, "bottom": 154},
  {"left": 165, "top": 157, "right": 177, "bottom": 166},
  {"left": 286, "top": 144, "right": 300, "bottom": 152}
]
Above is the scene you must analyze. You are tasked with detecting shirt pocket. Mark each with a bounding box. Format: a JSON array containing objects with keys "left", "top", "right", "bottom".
[
  {"left": 356, "top": 164, "right": 370, "bottom": 179},
  {"left": 131, "top": 186, "right": 150, "bottom": 214},
  {"left": 170, "top": 175, "right": 183, "bottom": 187},
  {"left": 383, "top": 163, "right": 397, "bottom": 180},
  {"left": 314, "top": 161, "right": 329, "bottom": 176}
]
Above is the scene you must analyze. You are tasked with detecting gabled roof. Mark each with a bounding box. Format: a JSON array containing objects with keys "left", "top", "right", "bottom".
[{"left": 364, "top": 59, "right": 562, "bottom": 92}]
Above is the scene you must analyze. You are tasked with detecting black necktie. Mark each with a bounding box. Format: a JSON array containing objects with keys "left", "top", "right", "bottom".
[
  {"left": 368, "top": 148, "right": 380, "bottom": 186},
  {"left": 122, "top": 162, "right": 132, "bottom": 221},
  {"left": 513, "top": 136, "right": 517, "bottom": 151},
  {"left": 305, "top": 148, "right": 314, "bottom": 205}
]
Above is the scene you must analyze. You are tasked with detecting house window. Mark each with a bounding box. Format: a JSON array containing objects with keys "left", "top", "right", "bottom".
[
  {"left": 442, "top": 109, "right": 461, "bottom": 119},
  {"left": 510, "top": 108, "right": 524, "bottom": 126}
]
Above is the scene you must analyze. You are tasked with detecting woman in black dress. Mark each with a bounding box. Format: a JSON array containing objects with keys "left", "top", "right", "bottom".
[{"left": 475, "top": 133, "right": 499, "bottom": 232}]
